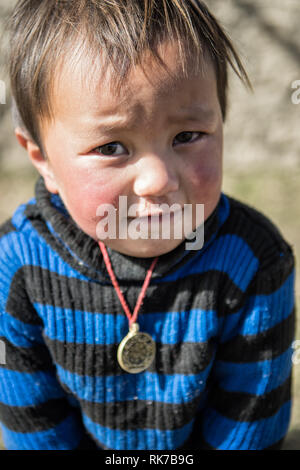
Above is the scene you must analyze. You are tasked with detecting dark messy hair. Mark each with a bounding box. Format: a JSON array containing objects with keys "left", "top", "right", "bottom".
[{"left": 7, "top": 0, "right": 251, "bottom": 149}]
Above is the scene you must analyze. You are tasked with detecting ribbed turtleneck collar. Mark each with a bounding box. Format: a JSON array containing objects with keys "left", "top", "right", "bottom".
[{"left": 34, "top": 177, "right": 228, "bottom": 283}]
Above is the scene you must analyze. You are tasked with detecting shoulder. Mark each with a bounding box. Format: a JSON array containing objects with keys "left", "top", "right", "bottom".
[
  {"left": 0, "top": 201, "right": 44, "bottom": 325},
  {"left": 216, "top": 195, "right": 295, "bottom": 340},
  {"left": 0, "top": 198, "right": 39, "bottom": 269},
  {"left": 221, "top": 193, "right": 294, "bottom": 273}
]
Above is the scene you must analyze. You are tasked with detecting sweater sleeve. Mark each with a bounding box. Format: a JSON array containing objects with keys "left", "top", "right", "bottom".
[
  {"left": 0, "top": 221, "right": 98, "bottom": 450},
  {"left": 199, "top": 243, "right": 296, "bottom": 450}
]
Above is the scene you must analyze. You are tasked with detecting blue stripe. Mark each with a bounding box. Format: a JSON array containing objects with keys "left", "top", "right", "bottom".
[
  {"left": 215, "top": 348, "right": 293, "bottom": 394},
  {"left": 0, "top": 236, "right": 25, "bottom": 304},
  {"left": 218, "top": 193, "right": 230, "bottom": 225},
  {"left": 220, "top": 274, "right": 295, "bottom": 342},
  {"left": 0, "top": 414, "right": 83, "bottom": 450},
  {"left": 50, "top": 194, "right": 69, "bottom": 217},
  {"left": 10, "top": 199, "right": 35, "bottom": 230},
  {"left": 0, "top": 230, "right": 92, "bottom": 286},
  {"left": 219, "top": 309, "right": 245, "bottom": 342},
  {"left": 10, "top": 199, "right": 100, "bottom": 277},
  {"left": 10, "top": 200, "right": 99, "bottom": 279},
  {"left": 202, "top": 401, "right": 291, "bottom": 450},
  {"left": 1, "top": 232, "right": 258, "bottom": 300},
  {"left": 56, "top": 364, "right": 212, "bottom": 404},
  {"left": 240, "top": 273, "right": 295, "bottom": 335},
  {"left": 0, "top": 313, "right": 44, "bottom": 347},
  {"left": 82, "top": 413, "right": 194, "bottom": 450},
  {"left": 38, "top": 306, "right": 219, "bottom": 345},
  {"left": 143, "top": 308, "right": 218, "bottom": 343},
  {"left": 0, "top": 369, "right": 66, "bottom": 406},
  {"left": 45, "top": 220, "right": 97, "bottom": 270}
]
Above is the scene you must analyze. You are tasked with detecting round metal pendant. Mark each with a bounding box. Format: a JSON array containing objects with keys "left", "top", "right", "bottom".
[{"left": 117, "top": 323, "right": 155, "bottom": 374}]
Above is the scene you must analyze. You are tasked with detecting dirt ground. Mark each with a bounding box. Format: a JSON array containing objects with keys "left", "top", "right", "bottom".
[{"left": 0, "top": 0, "right": 299, "bottom": 450}]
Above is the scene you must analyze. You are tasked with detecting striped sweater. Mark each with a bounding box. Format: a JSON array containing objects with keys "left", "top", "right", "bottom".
[{"left": 0, "top": 177, "right": 296, "bottom": 450}]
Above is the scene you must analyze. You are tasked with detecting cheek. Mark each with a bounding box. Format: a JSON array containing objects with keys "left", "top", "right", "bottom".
[
  {"left": 192, "top": 159, "right": 221, "bottom": 186},
  {"left": 58, "top": 168, "right": 124, "bottom": 225},
  {"left": 188, "top": 142, "right": 222, "bottom": 197}
]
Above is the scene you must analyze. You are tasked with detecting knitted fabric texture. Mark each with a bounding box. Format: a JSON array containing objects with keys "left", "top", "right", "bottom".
[{"left": 0, "top": 177, "right": 296, "bottom": 450}]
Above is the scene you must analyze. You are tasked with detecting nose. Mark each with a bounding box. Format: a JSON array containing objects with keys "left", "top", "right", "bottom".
[{"left": 133, "top": 153, "right": 180, "bottom": 198}]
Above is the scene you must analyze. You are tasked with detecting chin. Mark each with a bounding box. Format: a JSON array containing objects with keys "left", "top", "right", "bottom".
[{"left": 104, "top": 238, "right": 184, "bottom": 258}]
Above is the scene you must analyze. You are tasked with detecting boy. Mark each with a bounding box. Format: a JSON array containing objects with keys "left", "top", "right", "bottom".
[{"left": 0, "top": 0, "right": 296, "bottom": 450}]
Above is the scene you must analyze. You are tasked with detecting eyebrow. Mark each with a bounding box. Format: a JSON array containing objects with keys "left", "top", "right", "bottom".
[
  {"left": 167, "top": 106, "right": 216, "bottom": 125},
  {"left": 79, "top": 106, "right": 216, "bottom": 137}
]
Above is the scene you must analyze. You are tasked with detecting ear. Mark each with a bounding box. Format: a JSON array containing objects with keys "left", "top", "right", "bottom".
[{"left": 15, "top": 127, "right": 59, "bottom": 194}]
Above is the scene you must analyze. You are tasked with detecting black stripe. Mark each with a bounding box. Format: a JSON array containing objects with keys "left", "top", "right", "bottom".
[
  {"left": 247, "top": 250, "right": 294, "bottom": 296},
  {"left": 154, "top": 340, "right": 215, "bottom": 374},
  {"left": 0, "top": 219, "right": 16, "bottom": 238},
  {"left": 0, "top": 336, "right": 54, "bottom": 372},
  {"left": 44, "top": 337, "right": 215, "bottom": 376},
  {"left": 6, "top": 268, "right": 43, "bottom": 326},
  {"left": 79, "top": 395, "right": 201, "bottom": 431},
  {"left": 209, "top": 376, "right": 291, "bottom": 422},
  {"left": 14, "top": 265, "right": 246, "bottom": 320},
  {"left": 225, "top": 196, "right": 294, "bottom": 270},
  {"left": 217, "top": 309, "right": 295, "bottom": 363},
  {"left": 6, "top": 238, "right": 293, "bottom": 329},
  {"left": 178, "top": 426, "right": 216, "bottom": 450},
  {"left": 179, "top": 433, "right": 285, "bottom": 450},
  {"left": 0, "top": 398, "right": 71, "bottom": 432},
  {"left": 9, "top": 256, "right": 292, "bottom": 328},
  {"left": 264, "top": 438, "right": 284, "bottom": 450},
  {"left": 31, "top": 266, "right": 243, "bottom": 315},
  {"left": 71, "top": 408, "right": 100, "bottom": 450},
  {"left": 75, "top": 432, "right": 100, "bottom": 450}
]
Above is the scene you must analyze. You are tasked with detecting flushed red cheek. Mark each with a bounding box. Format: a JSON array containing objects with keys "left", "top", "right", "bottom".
[
  {"left": 61, "top": 175, "right": 122, "bottom": 228},
  {"left": 190, "top": 160, "right": 221, "bottom": 196}
]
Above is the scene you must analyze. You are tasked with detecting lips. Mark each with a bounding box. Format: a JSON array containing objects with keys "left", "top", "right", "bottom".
[
  {"left": 134, "top": 211, "right": 164, "bottom": 218},
  {"left": 133, "top": 208, "right": 183, "bottom": 218}
]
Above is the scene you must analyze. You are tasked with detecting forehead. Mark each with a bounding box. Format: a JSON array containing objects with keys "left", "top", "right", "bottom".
[{"left": 50, "top": 41, "right": 218, "bottom": 125}]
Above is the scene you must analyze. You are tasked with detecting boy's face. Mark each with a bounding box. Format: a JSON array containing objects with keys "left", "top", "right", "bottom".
[{"left": 28, "top": 43, "right": 223, "bottom": 258}]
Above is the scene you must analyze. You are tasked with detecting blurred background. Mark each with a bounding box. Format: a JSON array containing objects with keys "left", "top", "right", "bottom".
[{"left": 0, "top": 0, "right": 299, "bottom": 450}]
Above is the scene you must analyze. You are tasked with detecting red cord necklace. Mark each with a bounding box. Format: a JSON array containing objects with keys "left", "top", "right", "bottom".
[{"left": 98, "top": 241, "right": 159, "bottom": 373}]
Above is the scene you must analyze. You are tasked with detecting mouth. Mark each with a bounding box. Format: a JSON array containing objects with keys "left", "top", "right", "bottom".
[
  {"left": 127, "top": 212, "right": 183, "bottom": 226},
  {"left": 132, "top": 211, "right": 164, "bottom": 219},
  {"left": 130, "top": 208, "right": 183, "bottom": 219}
]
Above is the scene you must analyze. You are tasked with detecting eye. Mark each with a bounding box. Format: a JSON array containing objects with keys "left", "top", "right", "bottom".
[
  {"left": 173, "top": 131, "right": 204, "bottom": 146},
  {"left": 93, "top": 141, "right": 128, "bottom": 156}
]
